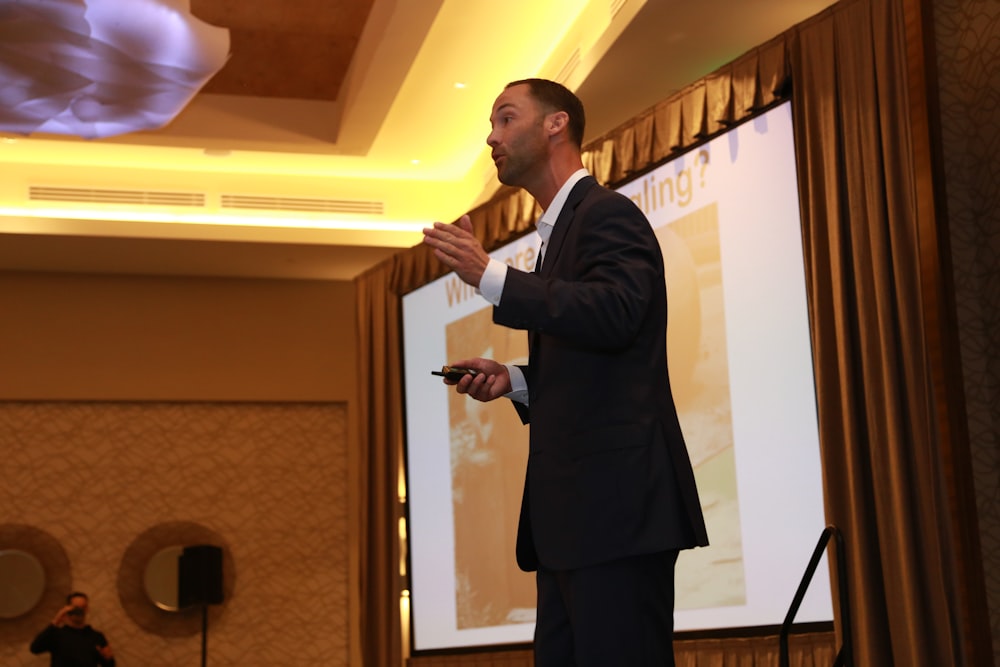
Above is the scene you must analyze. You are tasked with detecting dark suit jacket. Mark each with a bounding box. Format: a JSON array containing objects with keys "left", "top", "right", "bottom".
[{"left": 494, "top": 176, "right": 709, "bottom": 572}]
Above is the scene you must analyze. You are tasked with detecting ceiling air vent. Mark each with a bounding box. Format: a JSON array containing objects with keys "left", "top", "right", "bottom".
[
  {"left": 220, "top": 194, "right": 384, "bottom": 215},
  {"left": 29, "top": 186, "right": 205, "bottom": 207}
]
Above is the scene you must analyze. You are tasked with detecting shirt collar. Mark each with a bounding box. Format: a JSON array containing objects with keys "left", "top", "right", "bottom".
[{"left": 536, "top": 168, "right": 589, "bottom": 243}]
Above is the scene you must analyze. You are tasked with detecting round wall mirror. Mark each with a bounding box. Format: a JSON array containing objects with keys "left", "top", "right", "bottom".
[
  {"left": 143, "top": 545, "right": 183, "bottom": 611},
  {"left": 119, "top": 522, "right": 233, "bottom": 637},
  {"left": 0, "top": 549, "right": 46, "bottom": 618}
]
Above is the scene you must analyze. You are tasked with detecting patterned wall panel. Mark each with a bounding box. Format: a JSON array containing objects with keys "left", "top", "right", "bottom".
[
  {"left": 0, "top": 402, "right": 348, "bottom": 667},
  {"left": 933, "top": 0, "right": 1000, "bottom": 660}
]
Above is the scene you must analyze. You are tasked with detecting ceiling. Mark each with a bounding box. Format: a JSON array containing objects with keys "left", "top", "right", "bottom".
[{"left": 0, "top": 0, "right": 835, "bottom": 280}]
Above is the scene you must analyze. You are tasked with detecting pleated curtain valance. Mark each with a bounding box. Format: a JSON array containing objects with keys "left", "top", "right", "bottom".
[{"left": 371, "top": 34, "right": 791, "bottom": 299}]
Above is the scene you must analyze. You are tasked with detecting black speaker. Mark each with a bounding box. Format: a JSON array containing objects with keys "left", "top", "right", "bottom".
[{"left": 178, "top": 545, "right": 224, "bottom": 607}]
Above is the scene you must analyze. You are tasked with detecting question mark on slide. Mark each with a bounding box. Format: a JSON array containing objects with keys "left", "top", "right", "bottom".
[{"left": 697, "top": 149, "right": 709, "bottom": 187}]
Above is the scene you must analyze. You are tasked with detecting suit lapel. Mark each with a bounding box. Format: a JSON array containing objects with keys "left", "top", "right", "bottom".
[{"left": 538, "top": 176, "right": 597, "bottom": 277}]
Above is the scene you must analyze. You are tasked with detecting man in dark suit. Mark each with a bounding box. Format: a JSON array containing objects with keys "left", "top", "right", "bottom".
[{"left": 423, "top": 78, "right": 709, "bottom": 667}]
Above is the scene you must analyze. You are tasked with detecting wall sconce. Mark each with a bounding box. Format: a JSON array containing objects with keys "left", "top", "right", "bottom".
[{"left": 0, "top": 0, "right": 229, "bottom": 139}]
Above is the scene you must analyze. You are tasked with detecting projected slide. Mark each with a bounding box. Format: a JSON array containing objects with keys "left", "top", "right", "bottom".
[{"left": 402, "top": 102, "right": 831, "bottom": 651}]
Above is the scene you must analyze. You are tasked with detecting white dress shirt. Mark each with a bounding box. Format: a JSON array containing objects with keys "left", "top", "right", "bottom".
[{"left": 477, "top": 169, "right": 590, "bottom": 404}]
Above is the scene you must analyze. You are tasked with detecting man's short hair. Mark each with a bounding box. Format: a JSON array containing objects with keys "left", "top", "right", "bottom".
[
  {"left": 506, "top": 78, "right": 586, "bottom": 148},
  {"left": 66, "top": 591, "right": 88, "bottom": 604}
]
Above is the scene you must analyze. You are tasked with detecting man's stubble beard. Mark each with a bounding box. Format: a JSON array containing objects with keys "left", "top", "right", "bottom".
[{"left": 496, "top": 121, "right": 548, "bottom": 189}]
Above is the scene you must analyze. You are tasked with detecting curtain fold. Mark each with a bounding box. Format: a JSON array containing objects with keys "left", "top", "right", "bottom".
[
  {"left": 352, "top": 0, "right": 989, "bottom": 664},
  {"left": 679, "top": 80, "right": 707, "bottom": 147},
  {"left": 354, "top": 260, "right": 405, "bottom": 667},
  {"left": 704, "top": 70, "right": 732, "bottom": 134}
]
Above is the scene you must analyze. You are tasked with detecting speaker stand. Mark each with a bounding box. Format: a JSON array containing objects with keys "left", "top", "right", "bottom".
[{"left": 200, "top": 604, "right": 208, "bottom": 667}]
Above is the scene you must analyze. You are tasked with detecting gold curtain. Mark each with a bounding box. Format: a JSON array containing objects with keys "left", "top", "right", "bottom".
[
  {"left": 788, "top": 0, "right": 989, "bottom": 664},
  {"left": 354, "top": 258, "right": 404, "bottom": 665},
  {"left": 392, "top": 632, "right": 837, "bottom": 667},
  {"left": 352, "top": 0, "right": 991, "bottom": 664}
]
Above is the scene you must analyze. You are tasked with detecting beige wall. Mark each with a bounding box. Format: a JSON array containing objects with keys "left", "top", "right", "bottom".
[
  {"left": 0, "top": 271, "right": 355, "bottom": 402},
  {"left": 0, "top": 271, "right": 355, "bottom": 667}
]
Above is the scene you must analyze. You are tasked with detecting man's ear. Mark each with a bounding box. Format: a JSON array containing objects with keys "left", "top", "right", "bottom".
[{"left": 545, "top": 110, "right": 570, "bottom": 138}]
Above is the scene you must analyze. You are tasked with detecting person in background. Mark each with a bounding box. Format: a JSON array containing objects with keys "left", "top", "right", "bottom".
[
  {"left": 422, "top": 78, "right": 709, "bottom": 666},
  {"left": 30, "top": 591, "right": 115, "bottom": 667}
]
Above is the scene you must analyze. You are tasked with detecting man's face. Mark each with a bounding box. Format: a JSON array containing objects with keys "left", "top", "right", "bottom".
[
  {"left": 486, "top": 84, "right": 550, "bottom": 188},
  {"left": 66, "top": 596, "right": 88, "bottom": 627}
]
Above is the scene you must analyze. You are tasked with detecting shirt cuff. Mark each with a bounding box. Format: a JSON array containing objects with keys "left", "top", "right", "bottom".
[
  {"left": 505, "top": 364, "right": 528, "bottom": 405},
  {"left": 478, "top": 258, "right": 508, "bottom": 307}
]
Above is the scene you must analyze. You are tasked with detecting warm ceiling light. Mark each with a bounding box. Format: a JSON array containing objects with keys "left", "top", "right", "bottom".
[{"left": 0, "top": 0, "right": 229, "bottom": 139}]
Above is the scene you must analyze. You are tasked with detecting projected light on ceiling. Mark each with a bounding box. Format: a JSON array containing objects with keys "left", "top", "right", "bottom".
[{"left": 0, "top": 0, "right": 229, "bottom": 139}]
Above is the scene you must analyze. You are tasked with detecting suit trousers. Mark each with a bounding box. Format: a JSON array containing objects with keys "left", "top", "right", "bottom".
[{"left": 533, "top": 550, "right": 679, "bottom": 667}]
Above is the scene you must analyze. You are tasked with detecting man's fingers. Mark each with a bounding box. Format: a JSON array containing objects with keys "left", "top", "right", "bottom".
[
  {"left": 457, "top": 214, "right": 473, "bottom": 233},
  {"left": 468, "top": 374, "right": 498, "bottom": 402},
  {"left": 455, "top": 371, "right": 486, "bottom": 400}
]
